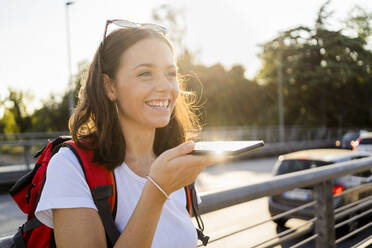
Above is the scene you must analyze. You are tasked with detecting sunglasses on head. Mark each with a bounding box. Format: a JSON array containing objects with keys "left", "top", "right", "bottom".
[{"left": 102, "top": 19, "right": 168, "bottom": 46}]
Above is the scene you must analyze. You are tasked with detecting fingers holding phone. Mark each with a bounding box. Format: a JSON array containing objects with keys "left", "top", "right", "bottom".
[
  {"left": 149, "top": 140, "right": 264, "bottom": 195},
  {"left": 187, "top": 140, "right": 265, "bottom": 168},
  {"left": 189, "top": 141, "right": 264, "bottom": 156}
]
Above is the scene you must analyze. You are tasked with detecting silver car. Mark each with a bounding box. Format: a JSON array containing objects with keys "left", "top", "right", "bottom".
[
  {"left": 268, "top": 149, "right": 372, "bottom": 234},
  {"left": 355, "top": 132, "right": 372, "bottom": 154}
]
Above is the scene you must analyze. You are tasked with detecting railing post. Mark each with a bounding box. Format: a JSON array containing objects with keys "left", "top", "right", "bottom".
[
  {"left": 313, "top": 180, "right": 335, "bottom": 248},
  {"left": 24, "top": 144, "right": 31, "bottom": 170}
]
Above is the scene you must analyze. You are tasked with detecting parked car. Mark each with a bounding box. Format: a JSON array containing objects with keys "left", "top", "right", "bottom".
[
  {"left": 353, "top": 132, "right": 372, "bottom": 154},
  {"left": 335, "top": 130, "right": 368, "bottom": 149},
  {"left": 268, "top": 149, "right": 372, "bottom": 234}
]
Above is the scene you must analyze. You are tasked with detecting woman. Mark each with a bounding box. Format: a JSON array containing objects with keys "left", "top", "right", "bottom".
[{"left": 35, "top": 20, "right": 225, "bottom": 247}]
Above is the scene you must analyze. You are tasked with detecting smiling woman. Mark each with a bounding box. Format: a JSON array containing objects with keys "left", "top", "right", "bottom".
[
  {"left": 70, "top": 27, "right": 199, "bottom": 170},
  {"left": 32, "top": 20, "right": 225, "bottom": 248}
]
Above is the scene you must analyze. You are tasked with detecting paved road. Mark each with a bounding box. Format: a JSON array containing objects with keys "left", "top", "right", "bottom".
[
  {"left": 1, "top": 157, "right": 371, "bottom": 247},
  {"left": 0, "top": 193, "right": 27, "bottom": 237},
  {"left": 195, "top": 156, "right": 275, "bottom": 192}
]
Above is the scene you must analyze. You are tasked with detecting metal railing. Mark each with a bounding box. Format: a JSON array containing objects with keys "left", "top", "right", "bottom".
[
  {"left": 0, "top": 131, "right": 69, "bottom": 169},
  {"left": 193, "top": 156, "right": 372, "bottom": 247}
]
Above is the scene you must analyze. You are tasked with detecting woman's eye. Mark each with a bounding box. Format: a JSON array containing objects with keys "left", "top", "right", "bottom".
[{"left": 138, "top": 71, "right": 152, "bottom": 77}]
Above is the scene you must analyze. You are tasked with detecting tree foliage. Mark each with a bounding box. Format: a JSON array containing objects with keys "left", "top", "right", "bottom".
[
  {"left": 255, "top": 1, "right": 372, "bottom": 127},
  {"left": 0, "top": 88, "right": 33, "bottom": 133}
]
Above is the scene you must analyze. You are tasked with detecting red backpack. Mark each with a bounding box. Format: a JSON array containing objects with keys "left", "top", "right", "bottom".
[{"left": 8, "top": 136, "right": 209, "bottom": 247}]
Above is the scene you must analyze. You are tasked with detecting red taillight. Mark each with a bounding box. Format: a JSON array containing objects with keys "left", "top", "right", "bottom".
[
  {"left": 352, "top": 138, "right": 360, "bottom": 150},
  {"left": 333, "top": 185, "right": 344, "bottom": 196}
]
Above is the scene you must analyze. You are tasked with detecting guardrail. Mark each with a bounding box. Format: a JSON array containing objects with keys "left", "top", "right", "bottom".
[
  {"left": 0, "top": 131, "right": 69, "bottom": 169},
  {"left": 0, "top": 150, "right": 371, "bottom": 247},
  {"left": 194, "top": 156, "right": 372, "bottom": 247}
]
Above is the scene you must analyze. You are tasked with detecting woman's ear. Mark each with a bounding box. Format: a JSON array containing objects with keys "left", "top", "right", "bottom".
[{"left": 103, "top": 73, "right": 116, "bottom": 101}]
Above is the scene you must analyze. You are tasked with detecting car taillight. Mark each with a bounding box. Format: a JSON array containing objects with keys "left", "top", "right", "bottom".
[
  {"left": 352, "top": 138, "right": 360, "bottom": 150},
  {"left": 333, "top": 184, "right": 344, "bottom": 196}
]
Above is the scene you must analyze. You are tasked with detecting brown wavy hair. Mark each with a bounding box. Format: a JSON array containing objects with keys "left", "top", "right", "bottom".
[{"left": 68, "top": 27, "right": 202, "bottom": 171}]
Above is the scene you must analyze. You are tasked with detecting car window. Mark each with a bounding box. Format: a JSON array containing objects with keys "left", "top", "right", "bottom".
[
  {"left": 353, "top": 169, "right": 372, "bottom": 178},
  {"left": 276, "top": 159, "right": 330, "bottom": 175},
  {"left": 359, "top": 138, "right": 372, "bottom": 144},
  {"left": 343, "top": 132, "right": 358, "bottom": 140}
]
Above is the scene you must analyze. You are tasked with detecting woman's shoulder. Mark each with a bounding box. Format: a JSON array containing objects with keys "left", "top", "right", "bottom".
[
  {"left": 52, "top": 145, "right": 77, "bottom": 160},
  {"left": 35, "top": 146, "right": 98, "bottom": 228},
  {"left": 47, "top": 146, "right": 85, "bottom": 177},
  {"left": 38, "top": 145, "right": 96, "bottom": 203}
]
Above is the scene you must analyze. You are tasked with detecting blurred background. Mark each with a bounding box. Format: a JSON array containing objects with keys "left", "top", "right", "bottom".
[
  {"left": 0, "top": 0, "right": 372, "bottom": 246},
  {"left": 1, "top": 0, "right": 371, "bottom": 133},
  {"left": 1, "top": 0, "right": 372, "bottom": 163}
]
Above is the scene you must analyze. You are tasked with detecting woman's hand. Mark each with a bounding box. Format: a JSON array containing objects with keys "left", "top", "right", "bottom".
[{"left": 148, "top": 141, "right": 229, "bottom": 195}]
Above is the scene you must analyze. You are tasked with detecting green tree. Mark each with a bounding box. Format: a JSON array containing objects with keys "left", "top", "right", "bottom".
[
  {"left": 0, "top": 88, "right": 33, "bottom": 133},
  {"left": 177, "top": 55, "right": 263, "bottom": 127},
  {"left": 2, "top": 109, "right": 19, "bottom": 133},
  {"left": 30, "top": 93, "right": 70, "bottom": 132},
  {"left": 255, "top": 1, "right": 372, "bottom": 128},
  {"left": 343, "top": 5, "right": 372, "bottom": 43}
]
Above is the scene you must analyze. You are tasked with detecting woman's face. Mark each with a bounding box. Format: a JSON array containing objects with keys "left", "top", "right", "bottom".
[{"left": 108, "top": 37, "right": 179, "bottom": 129}]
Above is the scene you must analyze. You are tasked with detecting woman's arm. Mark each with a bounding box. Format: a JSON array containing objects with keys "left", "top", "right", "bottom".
[{"left": 53, "top": 180, "right": 166, "bottom": 248}]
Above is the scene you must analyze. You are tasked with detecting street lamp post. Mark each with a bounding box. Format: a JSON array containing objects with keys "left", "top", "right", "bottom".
[
  {"left": 65, "top": 1, "right": 74, "bottom": 117},
  {"left": 277, "top": 36, "right": 285, "bottom": 143}
]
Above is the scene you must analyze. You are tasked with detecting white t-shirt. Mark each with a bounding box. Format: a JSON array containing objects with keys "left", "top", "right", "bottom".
[{"left": 35, "top": 147, "right": 202, "bottom": 248}]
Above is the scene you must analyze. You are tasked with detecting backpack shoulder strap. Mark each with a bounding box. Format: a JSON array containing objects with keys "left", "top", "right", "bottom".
[
  {"left": 62, "top": 140, "right": 120, "bottom": 247},
  {"left": 184, "top": 185, "right": 193, "bottom": 216},
  {"left": 185, "top": 183, "right": 210, "bottom": 246}
]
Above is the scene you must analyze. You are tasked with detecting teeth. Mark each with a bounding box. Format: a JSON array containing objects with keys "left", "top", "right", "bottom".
[{"left": 145, "top": 99, "right": 170, "bottom": 108}]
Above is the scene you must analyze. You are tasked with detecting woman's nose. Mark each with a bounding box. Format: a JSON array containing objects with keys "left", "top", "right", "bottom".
[{"left": 155, "top": 75, "right": 174, "bottom": 91}]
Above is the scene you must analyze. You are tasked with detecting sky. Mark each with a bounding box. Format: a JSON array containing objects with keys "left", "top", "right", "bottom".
[{"left": 0, "top": 0, "right": 371, "bottom": 114}]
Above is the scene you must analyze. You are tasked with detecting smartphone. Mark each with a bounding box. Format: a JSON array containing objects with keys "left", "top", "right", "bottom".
[{"left": 189, "top": 140, "right": 264, "bottom": 156}]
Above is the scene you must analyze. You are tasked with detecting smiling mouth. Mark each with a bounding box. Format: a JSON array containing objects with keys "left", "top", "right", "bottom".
[{"left": 144, "top": 99, "right": 171, "bottom": 110}]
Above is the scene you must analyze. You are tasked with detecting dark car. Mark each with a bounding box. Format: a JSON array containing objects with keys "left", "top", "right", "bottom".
[
  {"left": 335, "top": 130, "right": 368, "bottom": 149},
  {"left": 268, "top": 149, "right": 372, "bottom": 233}
]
